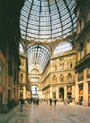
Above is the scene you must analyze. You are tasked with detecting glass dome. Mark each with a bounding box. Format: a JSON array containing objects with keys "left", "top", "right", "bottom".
[{"left": 20, "top": 0, "right": 77, "bottom": 43}]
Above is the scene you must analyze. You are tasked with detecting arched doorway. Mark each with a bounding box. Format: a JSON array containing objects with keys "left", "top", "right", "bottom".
[
  {"left": 59, "top": 88, "right": 64, "bottom": 101},
  {"left": 31, "top": 85, "right": 39, "bottom": 99}
]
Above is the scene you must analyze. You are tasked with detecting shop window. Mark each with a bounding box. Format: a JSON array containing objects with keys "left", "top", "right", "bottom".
[
  {"left": 67, "top": 73, "right": 72, "bottom": 82},
  {"left": 88, "top": 84, "right": 90, "bottom": 94},
  {"left": 0, "top": 66, "right": 3, "bottom": 84},
  {"left": 67, "top": 92, "right": 71, "bottom": 99},
  {"left": 79, "top": 86, "right": 83, "bottom": 94}
]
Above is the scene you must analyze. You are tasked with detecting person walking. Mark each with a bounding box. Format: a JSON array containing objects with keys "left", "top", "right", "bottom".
[
  {"left": 20, "top": 99, "right": 24, "bottom": 111},
  {"left": 80, "top": 98, "right": 82, "bottom": 105},
  {"left": 24, "top": 99, "right": 28, "bottom": 110},
  {"left": 54, "top": 98, "right": 57, "bottom": 106},
  {"left": 67, "top": 99, "right": 70, "bottom": 105},
  {"left": 50, "top": 98, "right": 52, "bottom": 106},
  {"left": 11, "top": 99, "right": 15, "bottom": 110}
]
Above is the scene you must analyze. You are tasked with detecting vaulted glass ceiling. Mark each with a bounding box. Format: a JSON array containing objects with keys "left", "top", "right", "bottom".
[
  {"left": 27, "top": 44, "right": 50, "bottom": 73},
  {"left": 20, "top": 0, "right": 77, "bottom": 42}
]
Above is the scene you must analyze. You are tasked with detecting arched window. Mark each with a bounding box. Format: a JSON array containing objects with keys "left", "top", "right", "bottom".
[
  {"left": 55, "top": 65, "right": 57, "bottom": 71},
  {"left": 59, "top": 74, "right": 64, "bottom": 82},
  {"left": 60, "top": 58, "right": 62, "bottom": 61},
  {"left": 67, "top": 62, "right": 69, "bottom": 68},
  {"left": 70, "top": 62, "right": 72, "bottom": 68},
  {"left": 67, "top": 73, "right": 72, "bottom": 82},
  {"left": 31, "top": 85, "right": 39, "bottom": 95},
  {"left": 52, "top": 65, "right": 55, "bottom": 71},
  {"left": 52, "top": 75, "right": 57, "bottom": 83},
  {"left": 59, "top": 64, "right": 62, "bottom": 70},
  {"left": 62, "top": 63, "right": 64, "bottom": 69}
]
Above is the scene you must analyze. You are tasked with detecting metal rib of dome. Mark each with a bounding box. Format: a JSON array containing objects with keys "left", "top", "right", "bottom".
[{"left": 20, "top": 0, "right": 77, "bottom": 42}]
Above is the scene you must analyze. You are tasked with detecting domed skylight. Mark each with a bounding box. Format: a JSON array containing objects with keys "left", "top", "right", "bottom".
[{"left": 20, "top": 0, "right": 77, "bottom": 43}]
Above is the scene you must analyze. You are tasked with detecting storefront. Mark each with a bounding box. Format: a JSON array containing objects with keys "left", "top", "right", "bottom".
[
  {"left": 0, "top": 65, "right": 3, "bottom": 113},
  {"left": 0, "top": 86, "right": 3, "bottom": 113},
  {"left": 88, "top": 83, "right": 90, "bottom": 106},
  {"left": 78, "top": 84, "right": 83, "bottom": 105}
]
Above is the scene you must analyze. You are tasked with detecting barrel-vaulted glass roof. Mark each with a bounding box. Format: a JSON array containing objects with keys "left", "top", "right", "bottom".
[
  {"left": 27, "top": 44, "right": 50, "bottom": 73},
  {"left": 20, "top": 0, "right": 77, "bottom": 42}
]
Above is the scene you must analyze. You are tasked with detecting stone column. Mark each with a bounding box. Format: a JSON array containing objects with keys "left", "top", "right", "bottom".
[
  {"left": 5, "top": 62, "right": 8, "bottom": 100},
  {"left": 83, "top": 68, "right": 88, "bottom": 106},
  {"left": 50, "top": 86, "right": 52, "bottom": 98},
  {"left": 75, "top": 73, "right": 78, "bottom": 104},
  {"left": 23, "top": 85, "right": 26, "bottom": 99},
  {"left": 10, "top": 76, "right": 14, "bottom": 99},
  {"left": 56, "top": 87, "right": 59, "bottom": 99},
  {"left": 72, "top": 86, "right": 75, "bottom": 99},
  {"left": 64, "top": 86, "right": 67, "bottom": 100}
]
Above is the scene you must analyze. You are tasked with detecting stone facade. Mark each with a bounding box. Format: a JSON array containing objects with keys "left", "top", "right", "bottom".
[
  {"left": 28, "top": 51, "right": 76, "bottom": 101},
  {"left": 74, "top": 0, "right": 90, "bottom": 106}
]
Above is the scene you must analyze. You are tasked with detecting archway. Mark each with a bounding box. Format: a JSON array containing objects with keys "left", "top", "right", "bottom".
[
  {"left": 31, "top": 85, "right": 39, "bottom": 99},
  {"left": 59, "top": 88, "right": 64, "bottom": 101}
]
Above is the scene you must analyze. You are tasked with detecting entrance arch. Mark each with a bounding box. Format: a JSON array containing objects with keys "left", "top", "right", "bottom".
[
  {"left": 31, "top": 85, "right": 39, "bottom": 98},
  {"left": 59, "top": 88, "right": 64, "bottom": 101}
]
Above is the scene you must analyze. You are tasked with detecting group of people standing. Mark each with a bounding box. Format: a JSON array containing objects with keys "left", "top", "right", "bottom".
[
  {"left": 20, "top": 99, "right": 28, "bottom": 111},
  {"left": 49, "top": 98, "right": 57, "bottom": 106}
]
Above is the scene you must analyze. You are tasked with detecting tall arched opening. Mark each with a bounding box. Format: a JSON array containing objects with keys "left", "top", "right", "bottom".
[
  {"left": 59, "top": 88, "right": 64, "bottom": 101},
  {"left": 31, "top": 85, "right": 39, "bottom": 99}
]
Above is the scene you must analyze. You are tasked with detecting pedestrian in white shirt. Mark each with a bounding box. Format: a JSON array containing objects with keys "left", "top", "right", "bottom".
[{"left": 24, "top": 99, "right": 28, "bottom": 110}]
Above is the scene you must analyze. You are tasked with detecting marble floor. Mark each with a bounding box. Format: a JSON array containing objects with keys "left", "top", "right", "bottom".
[{"left": 0, "top": 102, "right": 90, "bottom": 123}]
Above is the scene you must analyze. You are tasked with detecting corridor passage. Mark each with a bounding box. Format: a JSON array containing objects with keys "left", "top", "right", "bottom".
[{"left": 1, "top": 102, "right": 90, "bottom": 123}]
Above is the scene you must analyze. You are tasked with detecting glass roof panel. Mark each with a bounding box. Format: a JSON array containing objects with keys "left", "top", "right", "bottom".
[{"left": 53, "top": 41, "right": 72, "bottom": 55}]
